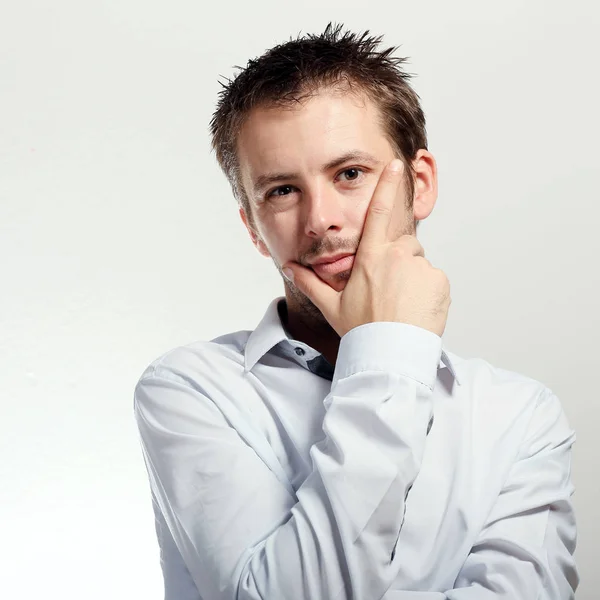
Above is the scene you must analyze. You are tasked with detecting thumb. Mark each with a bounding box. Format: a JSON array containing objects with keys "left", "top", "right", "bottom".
[{"left": 282, "top": 262, "right": 339, "bottom": 316}]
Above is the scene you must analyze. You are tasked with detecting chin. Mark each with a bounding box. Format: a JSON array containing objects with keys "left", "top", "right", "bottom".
[
  {"left": 328, "top": 279, "right": 347, "bottom": 293},
  {"left": 321, "top": 269, "right": 351, "bottom": 292}
]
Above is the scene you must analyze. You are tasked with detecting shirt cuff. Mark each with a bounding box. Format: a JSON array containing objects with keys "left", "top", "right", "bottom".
[{"left": 332, "top": 321, "right": 443, "bottom": 390}]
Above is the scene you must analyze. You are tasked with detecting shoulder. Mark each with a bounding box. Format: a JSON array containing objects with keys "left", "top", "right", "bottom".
[
  {"left": 441, "top": 351, "right": 574, "bottom": 497},
  {"left": 136, "top": 329, "right": 253, "bottom": 389},
  {"left": 443, "top": 349, "right": 567, "bottom": 442},
  {"left": 446, "top": 349, "right": 545, "bottom": 392}
]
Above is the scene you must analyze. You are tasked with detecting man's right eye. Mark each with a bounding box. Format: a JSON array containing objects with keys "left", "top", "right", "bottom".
[{"left": 268, "top": 185, "right": 295, "bottom": 198}]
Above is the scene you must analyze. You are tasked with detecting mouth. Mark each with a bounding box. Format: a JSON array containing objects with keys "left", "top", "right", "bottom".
[{"left": 310, "top": 254, "right": 355, "bottom": 278}]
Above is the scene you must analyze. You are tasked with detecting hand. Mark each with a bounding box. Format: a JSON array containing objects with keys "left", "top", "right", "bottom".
[{"left": 282, "top": 159, "right": 451, "bottom": 338}]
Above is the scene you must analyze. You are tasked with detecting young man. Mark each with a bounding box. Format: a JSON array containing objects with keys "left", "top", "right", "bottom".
[{"left": 134, "top": 24, "right": 578, "bottom": 600}]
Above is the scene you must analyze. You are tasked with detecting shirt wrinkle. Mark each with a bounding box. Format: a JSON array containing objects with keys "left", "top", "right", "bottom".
[{"left": 133, "top": 296, "right": 578, "bottom": 600}]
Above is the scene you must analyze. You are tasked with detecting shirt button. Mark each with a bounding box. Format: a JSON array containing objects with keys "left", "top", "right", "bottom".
[{"left": 295, "top": 347, "right": 305, "bottom": 356}]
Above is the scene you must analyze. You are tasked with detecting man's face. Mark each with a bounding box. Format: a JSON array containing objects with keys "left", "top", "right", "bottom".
[{"left": 236, "top": 88, "right": 433, "bottom": 322}]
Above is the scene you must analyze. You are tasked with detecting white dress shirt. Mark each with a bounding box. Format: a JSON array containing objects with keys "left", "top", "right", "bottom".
[{"left": 134, "top": 296, "right": 578, "bottom": 599}]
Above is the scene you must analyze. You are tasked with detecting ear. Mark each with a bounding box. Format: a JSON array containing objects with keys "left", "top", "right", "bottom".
[
  {"left": 239, "top": 207, "right": 271, "bottom": 258},
  {"left": 411, "top": 150, "right": 438, "bottom": 222}
]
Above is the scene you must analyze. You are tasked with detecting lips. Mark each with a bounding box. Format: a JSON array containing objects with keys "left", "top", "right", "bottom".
[
  {"left": 309, "top": 252, "right": 354, "bottom": 266},
  {"left": 310, "top": 254, "right": 355, "bottom": 278}
]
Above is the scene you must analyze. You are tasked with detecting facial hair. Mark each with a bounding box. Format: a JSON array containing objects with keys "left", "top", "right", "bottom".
[{"left": 271, "top": 217, "right": 416, "bottom": 334}]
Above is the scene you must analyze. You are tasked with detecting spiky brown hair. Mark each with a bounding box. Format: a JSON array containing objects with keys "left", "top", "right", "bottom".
[{"left": 210, "top": 23, "right": 427, "bottom": 225}]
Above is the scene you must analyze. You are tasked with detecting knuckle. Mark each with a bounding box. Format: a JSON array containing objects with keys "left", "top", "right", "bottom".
[
  {"left": 391, "top": 244, "right": 408, "bottom": 260},
  {"left": 433, "top": 266, "right": 447, "bottom": 279},
  {"left": 431, "top": 267, "right": 449, "bottom": 287},
  {"left": 401, "top": 234, "right": 424, "bottom": 254},
  {"left": 369, "top": 203, "right": 392, "bottom": 216}
]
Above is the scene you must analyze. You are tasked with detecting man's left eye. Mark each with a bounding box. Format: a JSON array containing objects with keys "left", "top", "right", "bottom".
[{"left": 338, "top": 168, "right": 362, "bottom": 181}]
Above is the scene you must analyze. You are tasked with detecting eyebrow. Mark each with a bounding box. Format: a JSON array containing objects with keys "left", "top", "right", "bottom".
[{"left": 252, "top": 150, "right": 381, "bottom": 196}]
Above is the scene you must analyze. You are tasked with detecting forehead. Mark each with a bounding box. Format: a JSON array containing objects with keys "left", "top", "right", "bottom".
[{"left": 236, "top": 89, "right": 392, "bottom": 189}]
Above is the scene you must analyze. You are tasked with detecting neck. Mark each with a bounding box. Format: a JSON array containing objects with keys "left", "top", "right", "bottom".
[{"left": 281, "top": 293, "right": 340, "bottom": 367}]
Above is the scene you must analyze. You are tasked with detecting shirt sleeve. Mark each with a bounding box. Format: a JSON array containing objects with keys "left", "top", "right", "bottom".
[
  {"left": 381, "top": 387, "right": 579, "bottom": 600},
  {"left": 133, "top": 322, "right": 442, "bottom": 600}
]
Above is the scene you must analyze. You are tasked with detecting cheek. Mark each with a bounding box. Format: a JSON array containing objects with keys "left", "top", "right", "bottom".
[
  {"left": 350, "top": 186, "right": 409, "bottom": 238},
  {"left": 256, "top": 217, "right": 298, "bottom": 261},
  {"left": 347, "top": 190, "right": 373, "bottom": 229}
]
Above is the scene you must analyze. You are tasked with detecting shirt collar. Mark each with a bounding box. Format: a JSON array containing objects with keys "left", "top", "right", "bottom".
[{"left": 244, "top": 296, "right": 460, "bottom": 385}]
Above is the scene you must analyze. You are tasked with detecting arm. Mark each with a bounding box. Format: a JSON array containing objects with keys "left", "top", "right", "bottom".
[
  {"left": 447, "top": 387, "right": 578, "bottom": 599},
  {"left": 134, "top": 322, "right": 440, "bottom": 600},
  {"left": 381, "top": 387, "right": 578, "bottom": 600}
]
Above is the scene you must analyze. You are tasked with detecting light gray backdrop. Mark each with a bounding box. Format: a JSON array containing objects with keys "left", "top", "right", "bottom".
[{"left": 1, "top": 0, "right": 598, "bottom": 598}]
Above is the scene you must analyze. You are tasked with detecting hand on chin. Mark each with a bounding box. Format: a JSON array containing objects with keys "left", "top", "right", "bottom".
[{"left": 313, "top": 270, "right": 349, "bottom": 293}]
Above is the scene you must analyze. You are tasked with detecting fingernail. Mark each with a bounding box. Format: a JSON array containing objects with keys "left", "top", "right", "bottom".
[
  {"left": 389, "top": 159, "right": 403, "bottom": 173},
  {"left": 283, "top": 268, "right": 294, "bottom": 283}
]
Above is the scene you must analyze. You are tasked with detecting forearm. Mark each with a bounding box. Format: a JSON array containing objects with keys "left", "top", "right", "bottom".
[{"left": 136, "top": 323, "right": 442, "bottom": 600}]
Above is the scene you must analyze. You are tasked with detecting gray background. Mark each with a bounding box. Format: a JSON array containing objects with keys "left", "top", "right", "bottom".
[{"left": 1, "top": 0, "right": 597, "bottom": 598}]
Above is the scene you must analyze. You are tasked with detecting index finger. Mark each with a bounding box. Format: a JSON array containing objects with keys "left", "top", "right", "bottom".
[{"left": 359, "top": 159, "right": 405, "bottom": 248}]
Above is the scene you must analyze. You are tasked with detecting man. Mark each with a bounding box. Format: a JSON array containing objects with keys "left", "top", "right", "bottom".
[{"left": 134, "top": 24, "right": 578, "bottom": 599}]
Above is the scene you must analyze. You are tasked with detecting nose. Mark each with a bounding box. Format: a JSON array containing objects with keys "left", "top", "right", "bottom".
[{"left": 303, "top": 185, "right": 344, "bottom": 238}]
